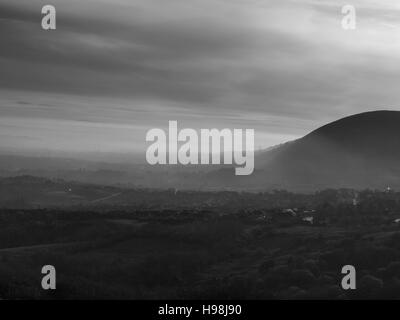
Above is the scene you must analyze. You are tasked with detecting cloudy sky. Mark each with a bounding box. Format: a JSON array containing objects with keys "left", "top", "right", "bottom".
[{"left": 1, "top": 0, "right": 400, "bottom": 159}]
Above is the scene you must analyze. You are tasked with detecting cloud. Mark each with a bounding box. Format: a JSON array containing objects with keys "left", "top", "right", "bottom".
[{"left": 0, "top": 0, "right": 400, "bottom": 154}]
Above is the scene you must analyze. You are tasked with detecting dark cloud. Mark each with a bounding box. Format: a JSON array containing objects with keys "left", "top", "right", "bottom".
[
  {"left": 1, "top": 0, "right": 400, "bottom": 154},
  {"left": 0, "top": 0, "right": 313, "bottom": 105}
]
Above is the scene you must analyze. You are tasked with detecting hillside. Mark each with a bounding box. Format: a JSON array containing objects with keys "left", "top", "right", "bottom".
[{"left": 252, "top": 110, "right": 400, "bottom": 190}]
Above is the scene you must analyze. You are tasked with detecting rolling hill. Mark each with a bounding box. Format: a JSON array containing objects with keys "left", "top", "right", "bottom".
[{"left": 240, "top": 110, "right": 400, "bottom": 191}]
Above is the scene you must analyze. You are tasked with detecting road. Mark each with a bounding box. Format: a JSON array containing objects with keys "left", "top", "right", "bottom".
[{"left": 90, "top": 192, "right": 122, "bottom": 203}]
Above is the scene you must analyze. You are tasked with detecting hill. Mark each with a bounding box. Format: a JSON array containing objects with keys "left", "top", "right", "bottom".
[{"left": 249, "top": 110, "right": 400, "bottom": 191}]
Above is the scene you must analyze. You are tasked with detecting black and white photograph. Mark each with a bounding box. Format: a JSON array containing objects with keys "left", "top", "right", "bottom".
[{"left": 1, "top": 0, "right": 400, "bottom": 309}]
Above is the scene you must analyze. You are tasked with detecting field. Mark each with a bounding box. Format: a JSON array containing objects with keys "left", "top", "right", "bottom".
[{"left": 1, "top": 186, "right": 400, "bottom": 299}]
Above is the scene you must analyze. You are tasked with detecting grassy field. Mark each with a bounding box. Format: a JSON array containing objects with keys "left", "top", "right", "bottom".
[{"left": 1, "top": 198, "right": 400, "bottom": 300}]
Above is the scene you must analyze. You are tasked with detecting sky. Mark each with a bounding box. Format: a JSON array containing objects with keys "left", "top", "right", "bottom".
[{"left": 1, "top": 0, "right": 400, "bottom": 160}]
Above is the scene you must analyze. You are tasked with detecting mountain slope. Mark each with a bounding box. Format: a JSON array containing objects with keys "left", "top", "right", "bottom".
[
  {"left": 253, "top": 110, "right": 400, "bottom": 190},
  {"left": 206, "top": 110, "right": 400, "bottom": 191}
]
